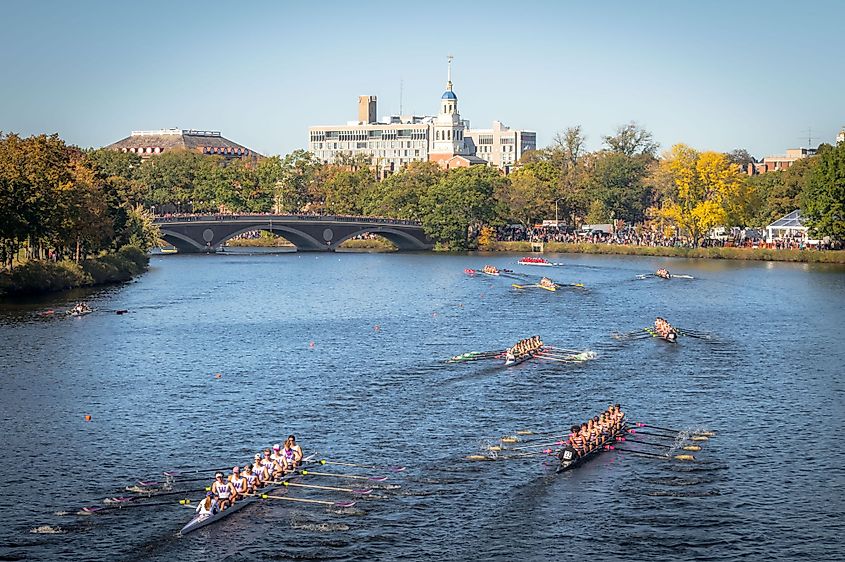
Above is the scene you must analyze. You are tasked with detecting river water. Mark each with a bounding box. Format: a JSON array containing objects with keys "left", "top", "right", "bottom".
[{"left": 0, "top": 251, "right": 843, "bottom": 561}]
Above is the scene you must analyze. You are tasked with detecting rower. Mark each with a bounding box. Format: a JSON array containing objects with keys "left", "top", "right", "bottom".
[
  {"left": 568, "top": 425, "right": 586, "bottom": 457},
  {"left": 243, "top": 464, "right": 258, "bottom": 493},
  {"left": 281, "top": 440, "right": 296, "bottom": 473},
  {"left": 578, "top": 422, "right": 592, "bottom": 452},
  {"left": 228, "top": 466, "right": 248, "bottom": 503},
  {"left": 195, "top": 491, "right": 218, "bottom": 517},
  {"left": 252, "top": 454, "right": 269, "bottom": 485},
  {"left": 287, "top": 435, "right": 303, "bottom": 467},
  {"left": 211, "top": 472, "right": 234, "bottom": 510},
  {"left": 260, "top": 449, "right": 276, "bottom": 479}
]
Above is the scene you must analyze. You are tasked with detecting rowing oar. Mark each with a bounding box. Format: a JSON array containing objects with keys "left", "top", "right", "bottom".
[
  {"left": 254, "top": 493, "right": 356, "bottom": 508},
  {"left": 488, "top": 440, "right": 565, "bottom": 451},
  {"left": 467, "top": 449, "right": 556, "bottom": 461},
  {"left": 618, "top": 437, "right": 701, "bottom": 452},
  {"left": 511, "top": 283, "right": 541, "bottom": 289},
  {"left": 629, "top": 429, "right": 709, "bottom": 441},
  {"left": 299, "top": 469, "right": 388, "bottom": 482},
  {"left": 78, "top": 499, "right": 196, "bottom": 514},
  {"left": 633, "top": 422, "right": 716, "bottom": 437},
  {"left": 605, "top": 445, "right": 694, "bottom": 461},
  {"left": 315, "top": 460, "right": 406, "bottom": 472},
  {"left": 542, "top": 346, "right": 587, "bottom": 353},
  {"left": 675, "top": 328, "right": 711, "bottom": 340},
  {"left": 125, "top": 486, "right": 210, "bottom": 499},
  {"left": 281, "top": 481, "right": 372, "bottom": 495}
]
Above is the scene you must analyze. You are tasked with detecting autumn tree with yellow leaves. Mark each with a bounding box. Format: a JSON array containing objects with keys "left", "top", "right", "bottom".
[{"left": 654, "top": 144, "right": 747, "bottom": 246}]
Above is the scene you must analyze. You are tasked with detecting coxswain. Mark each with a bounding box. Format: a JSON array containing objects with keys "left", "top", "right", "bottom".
[
  {"left": 211, "top": 472, "right": 234, "bottom": 510},
  {"left": 228, "top": 466, "right": 247, "bottom": 503},
  {"left": 195, "top": 491, "right": 218, "bottom": 517},
  {"left": 287, "top": 435, "right": 303, "bottom": 466}
]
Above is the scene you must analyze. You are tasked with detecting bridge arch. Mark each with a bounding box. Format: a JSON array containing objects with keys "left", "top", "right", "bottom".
[
  {"left": 217, "top": 223, "right": 327, "bottom": 251},
  {"left": 329, "top": 227, "right": 431, "bottom": 251},
  {"left": 159, "top": 229, "right": 208, "bottom": 252}
]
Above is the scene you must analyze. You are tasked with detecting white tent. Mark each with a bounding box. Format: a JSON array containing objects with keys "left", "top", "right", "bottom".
[{"left": 766, "top": 210, "right": 808, "bottom": 242}]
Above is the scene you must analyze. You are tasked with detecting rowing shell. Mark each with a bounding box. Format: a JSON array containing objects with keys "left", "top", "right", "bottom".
[
  {"left": 645, "top": 327, "right": 677, "bottom": 343},
  {"left": 504, "top": 350, "right": 536, "bottom": 366},
  {"left": 557, "top": 426, "right": 626, "bottom": 473},
  {"left": 179, "top": 453, "right": 316, "bottom": 535},
  {"left": 517, "top": 259, "right": 563, "bottom": 267}
]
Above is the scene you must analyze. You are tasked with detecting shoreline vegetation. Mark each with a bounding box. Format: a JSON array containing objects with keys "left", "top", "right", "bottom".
[
  {"left": 221, "top": 235, "right": 842, "bottom": 262},
  {"left": 0, "top": 245, "right": 149, "bottom": 297},
  {"left": 484, "top": 241, "right": 845, "bottom": 264}
]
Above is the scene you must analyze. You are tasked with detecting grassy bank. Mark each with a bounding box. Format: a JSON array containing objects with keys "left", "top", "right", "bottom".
[
  {"left": 483, "top": 241, "right": 845, "bottom": 264},
  {"left": 0, "top": 246, "right": 149, "bottom": 296},
  {"left": 226, "top": 233, "right": 397, "bottom": 251}
]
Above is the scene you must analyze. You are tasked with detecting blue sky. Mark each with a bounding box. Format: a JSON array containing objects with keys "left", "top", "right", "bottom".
[{"left": 1, "top": 0, "right": 842, "bottom": 158}]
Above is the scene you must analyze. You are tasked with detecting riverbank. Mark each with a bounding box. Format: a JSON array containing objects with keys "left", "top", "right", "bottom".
[
  {"left": 0, "top": 246, "right": 149, "bottom": 297},
  {"left": 484, "top": 241, "right": 845, "bottom": 264}
]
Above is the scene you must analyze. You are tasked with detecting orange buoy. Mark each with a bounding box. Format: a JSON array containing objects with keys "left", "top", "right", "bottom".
[{"left": 84, "top": 415, "right": 92, "bottom": 422}]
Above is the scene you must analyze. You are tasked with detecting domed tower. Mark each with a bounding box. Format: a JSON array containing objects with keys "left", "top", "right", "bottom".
[{"left": 430, "top": 56, "right": 469, "bottom": 157}]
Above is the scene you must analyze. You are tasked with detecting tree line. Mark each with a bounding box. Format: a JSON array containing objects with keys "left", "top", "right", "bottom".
[
  {"left": 0, "top": 133, "right": 159, "bottom": 268},
  {"left": 2, "top": 125, "right": 842, "bottom": 259}
]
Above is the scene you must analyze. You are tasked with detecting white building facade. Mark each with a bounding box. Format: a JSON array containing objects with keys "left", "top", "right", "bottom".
[
  {"left": 464, "top": 120, "right": 537, "bottom": 172},
  {"left": 307, "top": 58, "right": 535, "bottom": 174}
]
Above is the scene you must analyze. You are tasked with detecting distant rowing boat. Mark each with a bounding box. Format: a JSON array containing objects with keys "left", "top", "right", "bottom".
[{"left": 517, "top": 257, "right": 563, "bottom": 267}]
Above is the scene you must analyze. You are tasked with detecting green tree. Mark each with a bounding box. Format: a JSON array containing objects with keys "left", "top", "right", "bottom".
[
  {"left": 273, "top": 150, "right": 321, "bottom": 213},
  {"left": 585, "top": 151, "right": 653, "bottom": 224},
  {"left": 362, "top": 161, "right": 442, "bottom": 219},
  {"left": 603, "top": 122, "right": 658, "bottom": 157},
  {"left": 496, "top": 167, "right": 554, "bottom": 227},
  {"left": 419, "top": 166, "right": 506, "bottom": 249},
  {"left": 802, "top": 142, "right": 845, "bottom": 240}
]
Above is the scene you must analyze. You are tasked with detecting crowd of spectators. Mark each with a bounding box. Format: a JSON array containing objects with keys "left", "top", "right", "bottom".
[
  {"left": 495, "top": 225, "right": 838, "bottom": 250},
  {"left": 153, "top": 212, "right": 419, "bottom": 226}
]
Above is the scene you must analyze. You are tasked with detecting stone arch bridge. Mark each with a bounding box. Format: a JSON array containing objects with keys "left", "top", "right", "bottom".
[{"left": 154, "top": 214, "right": 434, "bottom": 253}]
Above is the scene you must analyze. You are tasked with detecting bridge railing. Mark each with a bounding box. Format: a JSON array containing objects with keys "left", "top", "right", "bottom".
[{"left": 153, "top": 213, "right": 422, "bottom": 227}]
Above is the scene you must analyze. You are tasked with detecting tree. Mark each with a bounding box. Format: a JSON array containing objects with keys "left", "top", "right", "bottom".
[
  {"left": 271, "top": 150, "right": 321, "bottom": 213},
  {"left": 585, "top": 151, "right": 653, "bottom": 224},
  {"left": 550, "top": 126, "right": 586, "bottom": 167},
  {"left": 585, "top": 199, "right": 612, "bottom": 224},
  {"left": 603, "top": 122, "right": 658, "bottom": 157},
  {"left": 495, "top": 167, "right": 554, "bottom": 228},
  {"left": 315, "top": 165, "right": 373, "bottom": 215},
  {"left": 802, "top": 142, "right": 845, "bottom": 241},
  {"left": 726, "top": 148, "right": 755, "bottom": 170},
  {"left": 420, "top": 166, "right": 506, "bottom": 249},
  {"left": 362, "top": 161, "right": 442, "bottom": 219},
  {"left": 656, "top": 144, "right": 744, "bottom": 245}
]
